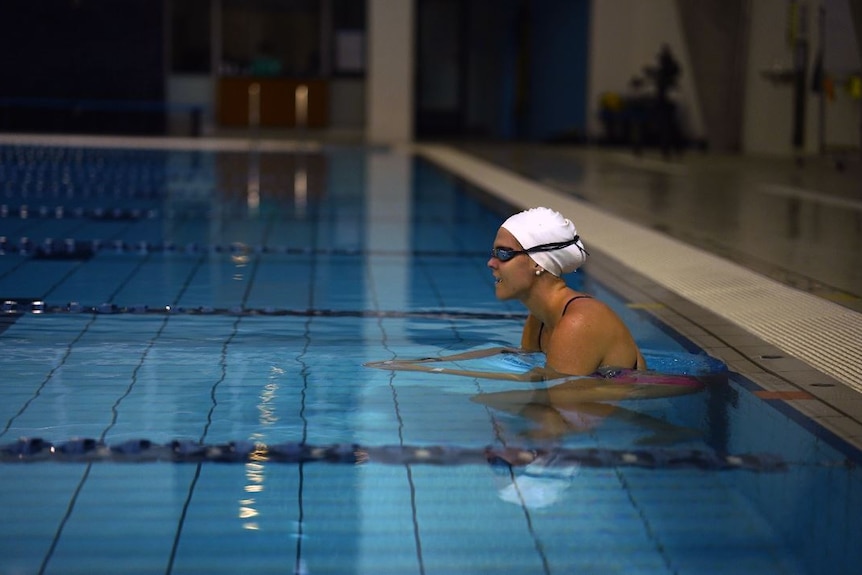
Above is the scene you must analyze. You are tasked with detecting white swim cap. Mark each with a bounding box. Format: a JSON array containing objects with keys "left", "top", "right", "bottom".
[{"left": 501, "top": 207, "right": 588, "bottom": 276}]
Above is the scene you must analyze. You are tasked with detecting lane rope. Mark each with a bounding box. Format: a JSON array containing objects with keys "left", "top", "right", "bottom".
[{"left": 0, "top": 437, "right": 787, "bottom": 472}]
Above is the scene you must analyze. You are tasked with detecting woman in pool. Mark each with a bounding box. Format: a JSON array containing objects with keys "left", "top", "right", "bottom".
[
  {"left": 368, "top": 207, "right": 646, "bottom": 381},
  {"left": 488, "top": 206, "right": 644, "bottom": 376}
]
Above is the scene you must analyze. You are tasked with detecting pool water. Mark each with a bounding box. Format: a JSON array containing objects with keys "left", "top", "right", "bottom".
[{"left": 1, "top": 144, "right": 860, "bottom": 574}]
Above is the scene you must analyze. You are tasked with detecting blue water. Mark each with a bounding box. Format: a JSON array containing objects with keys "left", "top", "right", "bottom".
[{"left": 0, "top": 144, "right": 860, "bottom": 574}]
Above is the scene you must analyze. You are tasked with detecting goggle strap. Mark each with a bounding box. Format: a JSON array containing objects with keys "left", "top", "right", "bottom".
[{"left": 525, "top": 235, "right": 584, "bottom": 254}]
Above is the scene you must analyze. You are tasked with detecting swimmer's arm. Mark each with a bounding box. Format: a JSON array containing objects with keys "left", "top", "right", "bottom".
[
  {"left": 365, "top": 352, "right": 570, "bottom": 382},
  {"left": 364, "top": 346, "right": 520, "bottom": 368},
  {"left": 368, "top": 361, "right": 545, "bottom": 382},
  {"left": 424, "top": 365, "right": 568, "bottom": 382}
]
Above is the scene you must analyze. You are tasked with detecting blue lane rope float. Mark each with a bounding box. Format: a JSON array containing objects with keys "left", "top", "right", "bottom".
[
  {"left": 0, "top": 205, "right": 158, "bottom": 220},
  {"left": 0, "top": 236, "right": 495, "bottom": 260},
  {"left": 0, "top": 299, "right": 526, "bottom": 320},
  {"left": 0, "top": 437, "right": 788, "bottom": 472}
]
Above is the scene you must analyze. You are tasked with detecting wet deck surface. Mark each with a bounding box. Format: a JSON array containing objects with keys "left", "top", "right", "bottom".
[{"left": 454, "top": 143, "right": 862, "bottom": 312}]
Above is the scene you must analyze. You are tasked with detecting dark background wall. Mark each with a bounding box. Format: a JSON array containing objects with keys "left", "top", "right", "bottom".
[
  {"left": 0, "top": 0, "right": 166, "bottom": 134},
  {"left": 676, "top": 0, "right": 749, "bottom": 153},
  {"left": 415, "top": 0, "right": 589, "bottom": 142},
  {"left": 526, "top": 0, "right": 589, "bottom": 142}
]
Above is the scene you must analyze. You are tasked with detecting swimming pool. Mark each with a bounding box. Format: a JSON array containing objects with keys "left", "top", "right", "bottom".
[{"left": 1, "top": 141, "right": 860, "bottom": 574}]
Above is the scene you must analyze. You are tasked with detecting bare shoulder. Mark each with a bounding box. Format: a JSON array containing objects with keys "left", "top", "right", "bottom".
[
  {"left": 562, "top": 295, "right": 617, "bottom": 323},
  {"left": 555, "top": 295, "right": 642, "bottom": 371},
  {"left": 556, "top": 296, "right": 630, "bottom": 344}
]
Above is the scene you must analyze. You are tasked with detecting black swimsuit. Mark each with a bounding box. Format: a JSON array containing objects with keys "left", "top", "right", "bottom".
[{"left": 538, "top": 295, "right": 639, "bottom": 370}]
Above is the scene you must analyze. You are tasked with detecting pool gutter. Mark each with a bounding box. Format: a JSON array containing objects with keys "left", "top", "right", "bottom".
[{"left": 415, "top": 144, "right": 862, "bottom": 452}]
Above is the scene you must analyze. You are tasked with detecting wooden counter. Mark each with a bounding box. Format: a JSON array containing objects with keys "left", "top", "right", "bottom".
[{"left": 217, "top": 77, "right": 329, "bottom": 128}]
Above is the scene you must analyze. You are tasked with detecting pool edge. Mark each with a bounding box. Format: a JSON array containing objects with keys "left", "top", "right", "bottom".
[{"left": 414, "top": 143, "right": 862, "bottom": 454}]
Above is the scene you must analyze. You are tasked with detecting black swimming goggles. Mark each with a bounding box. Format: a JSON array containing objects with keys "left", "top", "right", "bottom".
[{"left": 490, "top": 236, "right": 586, "bottom": 262}]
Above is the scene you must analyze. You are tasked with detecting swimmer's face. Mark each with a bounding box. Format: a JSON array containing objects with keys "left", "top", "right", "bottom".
[{"left": 488, "top": 227, "right": 536, "bottom": 300}]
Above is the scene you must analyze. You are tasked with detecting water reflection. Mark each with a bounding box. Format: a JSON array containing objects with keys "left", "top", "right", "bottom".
[
  {"left": 215, "top": 151, "right": 328, "bottom": 217},
  {"left": 489, "top": 449, "right": 581, "bottom": 509},
  {"left": 456, "top": 144, "right": 862, "bottom": 300},
  {"left": 472, "top": 376, "right": 704, "bottom": 443},
  {"left": 476, "top": 374, "right": 724, "bottom": 511},
  {"left": 238, "top": 366, "right": 282, "bottom": 531}
]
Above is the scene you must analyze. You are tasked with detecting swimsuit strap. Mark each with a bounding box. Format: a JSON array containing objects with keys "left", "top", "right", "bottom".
[
  {"left": 561, "top": 295, "right": 593, "bottom": 317},
  {"left": 537, "top": 295, "right": 593, "bottom": 350}
]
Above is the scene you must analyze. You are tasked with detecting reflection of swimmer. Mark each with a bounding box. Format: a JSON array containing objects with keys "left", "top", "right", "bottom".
[
  {"left": 487, "top": 448, "right": 580, "bottom": 509},
  {"left": 473, "top": 376, "right": 703, "bottom": 443}
]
